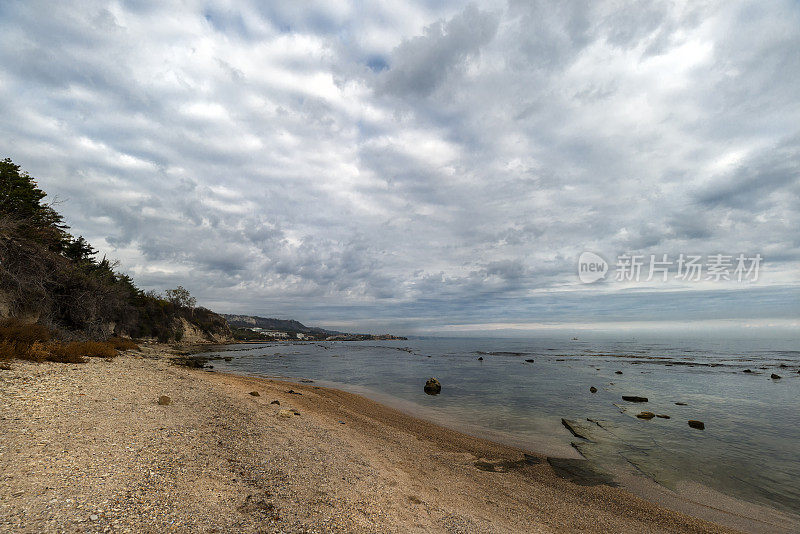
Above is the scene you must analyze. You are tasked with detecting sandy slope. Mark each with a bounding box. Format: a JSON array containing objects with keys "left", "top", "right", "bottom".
[{"left": 0, "top": 346, "right": 746, "bottom": 533}]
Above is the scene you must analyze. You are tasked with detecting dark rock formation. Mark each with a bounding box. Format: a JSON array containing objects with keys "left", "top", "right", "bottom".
[{"left": 424, "top": 377, "right": 441, "bottom": 395}]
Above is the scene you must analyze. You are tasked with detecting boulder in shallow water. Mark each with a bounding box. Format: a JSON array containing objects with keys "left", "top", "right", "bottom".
[
  {"left": 688, "top": 420, "right": 705, "bottom": 430},
  {"left": 424, "top": 377, "right": 441, "bottom": 395},
  {"left": 743, "top": 369, "right": 753, "bottom": 373},
  {"left": 656, "top": 414, "right": 670, "bottom": 419},
  {"left": 622, "top": 395, "right": 648, "bottom": 403},
  {"left": 675, "top": 402, "right": 688, "bottom": 406},
  {"left": 615, "top": 371, "right": 623, "bottom": 375},
  {"left": 771, "top": 373, "right": 782, "bottom": 379},
  {"left": 477, "top": 356, "right": 483, "bottom": 360},
  {"left": 525, "top": 359, "right": 534, "bottom": 363},
  {"left": 589, "top": 386, "right": 597, "bottom": 393},
  {"left": 636, "top": 412, "right": 655, "bottom": 419}
]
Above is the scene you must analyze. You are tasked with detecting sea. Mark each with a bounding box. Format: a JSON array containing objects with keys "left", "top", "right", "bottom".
[{"left": 198, "top": 334, "right": 799, "bottom": 519}]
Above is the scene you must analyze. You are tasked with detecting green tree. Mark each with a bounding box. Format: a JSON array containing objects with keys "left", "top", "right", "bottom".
[
  {"left": 0, "top": 158, "right": 65, "bottom": 235},
  {"left": 164, "top": 286, "right": 196, "bottom": 309}
]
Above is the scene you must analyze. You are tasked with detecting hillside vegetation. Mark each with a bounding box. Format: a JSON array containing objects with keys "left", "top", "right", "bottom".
[{"left": 0, "top": 157, "right": 231, "bottom": 360}]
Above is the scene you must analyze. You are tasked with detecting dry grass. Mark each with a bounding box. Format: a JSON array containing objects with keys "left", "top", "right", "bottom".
[
  {"left": 107, "top": 336, "right": 139, "bottom": 351},
  {"left": 0, "top": 319, "right": 119, "bottom": 363},
  {"left": 0, "top": 319, "right": 51, "bottom": 345}
]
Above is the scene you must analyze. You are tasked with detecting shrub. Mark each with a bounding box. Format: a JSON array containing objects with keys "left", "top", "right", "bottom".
[
  {"left": 0, "top": 319, "right": 51, "bottom": 344},
  {"left": 107, "top": 336, "right": 139, "bottom": 351},
  {"left": 44, "top": 343, "right": 88, "bottom": 364}
]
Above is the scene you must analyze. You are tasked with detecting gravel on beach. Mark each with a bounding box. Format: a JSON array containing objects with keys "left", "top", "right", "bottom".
[{"left": 0, "top": 346, "right": 739, "bottom": 533}]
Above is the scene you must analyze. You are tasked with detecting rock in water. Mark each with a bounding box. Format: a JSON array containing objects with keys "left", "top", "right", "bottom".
[
  {"left": 636, "top": 412, "right": 655, "bottom": 419},
  {"left": 771, "top": 373, "right": 782, "bottom": 379},
  {"left": 675, "top": 402, "right": 688, "bottom": 406},
  {"left": 656, "top": 414, "right": 671, "bottom": 419},
  {"left": 688, "top": 420, "right": 705, "bottom": 430},
  {"left": 525, "top": 359, "right": 534, "bottom": 363},
  {"left": 477, "top": 357, "right": 483, "bottom": 361},
  {"left": 589, "top": 386, "right": 597, "bottom": 393},
  {"left": 157, "top": 395, "right": 171, "bottom": 406},
  {"left": 249, "top": 391, "right": 260, "bottom": 396},
  {"left": 424, "top": 377, "right": 441, "bottom": 395},
  {"left": 615, "top": 371, "right": 623, "bottom": 375},
  {"left": 743, "top": 369, "right": 753, "bottom": 373},
  {"left": 622, "top": 396, "right": 648, "bottom": 403}
]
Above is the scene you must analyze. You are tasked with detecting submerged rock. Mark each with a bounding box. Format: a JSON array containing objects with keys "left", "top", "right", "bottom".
[
  {"left": 546, "top": 458, "right": 617, "bottom": 486},
  {"left": 424, "top": 377, "right": 441, "bottom": 395},
  {"left": 622, "top": 396, "right": 648, "bottom": 403},
  {"left": 589, "top": 386, "right": 597, "bottom": 393},
  {"left": 636, "top": 412, "right": 655, "bottom": 419},
  {"left": 561, "top": 418, "right": 590, "bottom": 440},
  {"left": 688, "top": 420, "right": 705, "bottom": 430}
]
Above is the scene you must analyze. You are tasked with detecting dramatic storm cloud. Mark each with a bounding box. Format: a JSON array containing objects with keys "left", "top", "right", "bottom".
[{"left": 1, "top": 0, "right": 798, "bottom": 333}]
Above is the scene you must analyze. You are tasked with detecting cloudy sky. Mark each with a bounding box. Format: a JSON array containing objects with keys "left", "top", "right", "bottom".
[{"left": 1, "top": 0, "right": 798, "bottom": 335}]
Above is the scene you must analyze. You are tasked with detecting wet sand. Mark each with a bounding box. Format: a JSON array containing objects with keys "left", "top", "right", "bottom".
[{"left": 0, "top": 345, "right": 787, "bottom": 532}]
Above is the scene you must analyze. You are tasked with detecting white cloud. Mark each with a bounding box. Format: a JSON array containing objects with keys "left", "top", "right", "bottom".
[{"left": 0, "top": 0, "right": 798, "bottom": 332}]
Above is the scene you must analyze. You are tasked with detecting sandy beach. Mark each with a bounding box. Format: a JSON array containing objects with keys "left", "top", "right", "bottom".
[{"left": 0, "top": 345, "right": 780, "bottom": 533}]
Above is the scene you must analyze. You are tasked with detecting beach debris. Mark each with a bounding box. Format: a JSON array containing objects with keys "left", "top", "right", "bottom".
[
  {"left": 771, "top": 373, "right": 782, "bottom": 379},
  {"left": 615, "top": 371, "right": 623, "bottom": 375},
  {"left": 636, "top": 412, "right": 655, "bottom": 419},
  {"left": 675, "top": 402, "right": 688, "bottom": 406},
  {"left": 656, "top": 414, "right": 670, "bottom": 419},
  {"left": 270, "top": 400, "right": 280, "bottom": 405},
  {"left": 525, "top": 359, "right": 534, "bottom": 363},
  {"left": 249, "top": 391, "right": 260, "bottom": 397},
  {"left": 621, "top": 396, "right": 648, "bottom": 403},
  {"left": 423, "top": 377, "right": 441, "bottom": 395},
  {"left": 589, "top": 386, "right": 597, "bottom": 393},
  {"left": 688, "top": 420, "right": 705, "bottom": 430},
  {"left": 157, "top": 395, "right": 171, "bottom": 406}
]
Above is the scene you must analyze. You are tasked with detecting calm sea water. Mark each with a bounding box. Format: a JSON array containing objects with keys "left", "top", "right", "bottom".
[{"left": 201, "top": 334, "right": 799, "bottom": 516}]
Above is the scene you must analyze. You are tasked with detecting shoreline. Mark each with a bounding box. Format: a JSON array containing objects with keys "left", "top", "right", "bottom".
[
  {"left": 0, "top": 345, "right": 793, "bottom": 532},
  {"left": 213, "top": 369, "right": 797, "bottom": 534}
]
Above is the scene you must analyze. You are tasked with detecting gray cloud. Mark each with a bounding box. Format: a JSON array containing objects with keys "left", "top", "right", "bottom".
[{"left": 0, "top": 0, "right": 798, "bottom": 333}]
